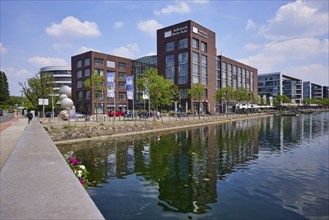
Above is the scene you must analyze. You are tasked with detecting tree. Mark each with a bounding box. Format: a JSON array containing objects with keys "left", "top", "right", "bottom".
[
  {"left": 214, "top": 86, "right": 234, "bottom": 114},
  {"left": 83, "top": 71, "right": 104, "bottom": 115},
  {"left": 273, "top": 95, "right": 291, "bottom": 106},
  {"left": 188, "top": 83, "right": 205, "bottom": 117},
  {"left": 0, "top": 71, "right": 10, "bottom": 102},
  {"left": 137, "top": 68, "right": 176, "bottom": 115},
  {"left": 20, "top": 72, "right": 55, "bottom": 116}
]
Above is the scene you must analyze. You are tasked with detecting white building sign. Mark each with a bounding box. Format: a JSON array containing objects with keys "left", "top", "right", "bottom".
[
  {"left": 164, "top": 25, "right": 188, "bottom": 38},
  {"left": 192, "top": 26, "right": 208, "bottom": 39}
]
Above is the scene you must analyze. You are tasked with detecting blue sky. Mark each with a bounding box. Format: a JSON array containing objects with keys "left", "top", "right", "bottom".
[{"left": 1, "top": 0, "right": 328, "bottom": 96}]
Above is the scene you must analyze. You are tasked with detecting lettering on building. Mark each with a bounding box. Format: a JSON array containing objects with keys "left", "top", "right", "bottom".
[
  {"left": 192, "top": 26, "right": 208, "bottom": 39},
  {"left": 164, "top": 25, "right": 188, "bottom": 38}
]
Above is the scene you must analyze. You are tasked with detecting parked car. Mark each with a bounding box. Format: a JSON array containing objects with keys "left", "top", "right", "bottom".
[
  {"left": 108, "top": 111, "right": 124, "bottom": 117},
  {"left": 75, "top": 112, "right": 86, "bottom": 118},
  {"left": 0, "top": 108, "right": 3, "bottom": 116},
  {"left": 8, "top": 109, "right": 14, "bottom": 113},
  {"left": 138, "top": 111, "right": 153, "bottom": 118}
]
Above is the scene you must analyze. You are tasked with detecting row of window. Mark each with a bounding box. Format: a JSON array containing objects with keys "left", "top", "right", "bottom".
[
  {"left": 77, "top": 69, "right": 127, "bottom": 80},
  {"left": 76, "top": 91, "right": 127, "bottom": 101},
  {"left": 76, "top": 58, "right": 127, "bottom": 70},
  {"left": 165, "top": 38, "right": 207, "bottom": 53}
]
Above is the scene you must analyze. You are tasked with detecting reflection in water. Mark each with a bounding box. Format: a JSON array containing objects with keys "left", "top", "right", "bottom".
[{"left": 57, "top": 112, "right": 329, "bottom": 220}]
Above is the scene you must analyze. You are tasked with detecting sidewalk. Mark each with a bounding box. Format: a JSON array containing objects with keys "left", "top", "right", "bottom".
[{"left": 0, "top": 115, "right": 28, "bottom": 168}]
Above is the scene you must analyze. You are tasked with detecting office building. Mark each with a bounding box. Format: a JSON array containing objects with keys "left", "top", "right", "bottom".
[
  {"left": 323, "top": 86, "right": 329, "bottom": 98},
  {"left": 157, "top": 20, "right": 217, "bottom": 113},
  {"left": 71, "top": 51, "right": 132, "bottom": 114},
  {"left": 258, "top": 72, "right": 303, "bottom": 104},
  {"left": 303, "top": 81, "right": 323, "bottom": 99},
  {"left": 40, "top": 66, "right": 71, "bottom": 93}
]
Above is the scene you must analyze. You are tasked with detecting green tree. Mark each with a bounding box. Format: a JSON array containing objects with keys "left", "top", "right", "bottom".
[
  {"left": 273, "top": 95, "right": 291, "bottom": 106},
  {"left": 0, "top": 71, "right": 10, "bottom": 102},
  {"left": 188, "top": 83, "right": 205, "bottom": 117},
  {"left": 19, "top": 72, "right": 55, "bottom": 116},
  {"left": 137, "top": 68, "right": 176, "bottom": 115},
  {"left": 214, "top": 86, "right": 234, "bottom": 114},
  {"left": 83, "top": 71, "right": 104, "bottom": 115}
]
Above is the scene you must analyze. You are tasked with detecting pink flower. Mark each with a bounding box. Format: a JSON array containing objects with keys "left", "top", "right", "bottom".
[
  {"left": 69, "top": 158, "right": 79, "bottom": 164},
  {"left": 79, "top": 179, "right": 84, "bottom": 184}
]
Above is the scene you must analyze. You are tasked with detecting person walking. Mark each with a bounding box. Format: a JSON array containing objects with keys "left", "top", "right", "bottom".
[{"left": 27, "top": 112, "right": 33, "bottom": 123}]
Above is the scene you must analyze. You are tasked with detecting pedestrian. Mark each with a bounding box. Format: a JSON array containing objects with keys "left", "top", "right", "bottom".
[
  {"left": 157, "top": 111, "right": 160, "bottom": 120},
  {"left": 28, "top": 112, "right": 33, "bottom": 123}
]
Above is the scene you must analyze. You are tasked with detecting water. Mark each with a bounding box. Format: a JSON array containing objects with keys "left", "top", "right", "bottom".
[{"left": 58, "top": 112, "right": 329, "bottom": 220}]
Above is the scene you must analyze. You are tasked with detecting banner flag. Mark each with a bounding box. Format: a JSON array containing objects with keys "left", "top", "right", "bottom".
[
  {"left": 107, "top": 72, "right": 115, "bottom": 98},
  {"left": 126, "top": 76, "right": 134, "bottom": 100}
]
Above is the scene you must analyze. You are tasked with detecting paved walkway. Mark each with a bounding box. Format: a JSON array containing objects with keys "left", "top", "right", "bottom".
[{"left": 0, "top": 115, "right": 28, "bottom": 168}]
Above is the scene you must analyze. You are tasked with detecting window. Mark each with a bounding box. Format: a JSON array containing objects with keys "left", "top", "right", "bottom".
[
  {"left": 107, "top": 60, "right": 115, "bottom": 68},
  {"left": 192, "top": 52, "right": 199, "bottom": 83},
  {"left": 192, "top": 38, "right": 199, "bottom": 49},
  {"left": 84, "top": 69, "right": 90, "bottom": 77},
  {"left": 118, "top": 72, "right": 126, "bottom": 80},
  {"left": 178, "top": 38, "right": 188, "bottom": 49},
  {"left": 178, "top": 52, "right": 188, "bottom": 84},
  {"left": 201, "top": 55, "right": 207, "bottom": 85},
  {"left": 165, "top": 54, "right": 175, "bottom": 81},
  {"left": 77, "top": 80, "right": 82, "bottom": 88},
  {"left": 85, "top": 91, "right": 91, "bottom": 100},
  {"left": 222, "top": 62, "right": 227, "bottom": 80},
  {"left": 201, "top": 42, "right": 207, "bottom": 52},
  {"left": 77, "top": 70, "right": 82, "bottom": 78},
  {"left": 95, "top": 69, "right": 104, "bottom": 76},
  {"left": 118, "top": 81, "right": 126, "bottom": 89},
  {"left": 238, "top": 68, "right": 242, "bottom": 87},
  {"left": 166, "top": 41, "right": 175, "bottom": 52},
  {"left": 119, "top": 62, "right": 126, "bottom": 71},
  {"left": 77, "top": 60, "right": 82, "bottom": 68},
  {"left": 77, "top": 91, "right": 83, "bottom": 101},
  {"left": 84, "top": 58, "right": 90, "bottom": 66},
  {"left": 180, "top": 89, "right": 188, "bottom": 99},
  {"left": 119, "top": 92, "right": 126, "bottom": 101},
  {"left": 242, "top": 69, "right": 246, "bottom": 88},
  {"left": 227, "top": 64, "right": 232, "bottom": 87},
  {"left": 94, "top": 58, "right": 104, "bottom": 66}
]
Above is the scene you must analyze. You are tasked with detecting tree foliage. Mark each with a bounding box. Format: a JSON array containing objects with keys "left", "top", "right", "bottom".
[
  {"left": 0, "top": 71, "right": 10, "bottom": 102},
  {"left": 83, "top": 71, "right": 104, "bottom": 114},
  {"left": 19, "top": 72, "right": 55, "bottom": 111},
  {"left": 188, "top": 83, "right": 205, "bottom": 113},
  {"left": 273, "top": 95, "right": 291, "bottom": 106},
  {"left": 137, "top": 68, "right": 176, "bottom": 112}
]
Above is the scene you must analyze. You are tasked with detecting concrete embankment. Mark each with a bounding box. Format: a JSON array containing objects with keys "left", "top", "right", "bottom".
[{"left": 0, "top": 118, "right": 104, "bottom": 220}]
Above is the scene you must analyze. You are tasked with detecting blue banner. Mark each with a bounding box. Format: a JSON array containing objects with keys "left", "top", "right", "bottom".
[
  {"left": 126, "top": 76, "right": 134, "bottom": 100},
  {"left": 107, "top": 72, "right": 115, "bottom": 98}
]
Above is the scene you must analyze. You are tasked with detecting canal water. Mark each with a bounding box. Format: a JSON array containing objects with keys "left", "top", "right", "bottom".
[{"left": 58, "top": 112, "right": 329, "bottom": 220}]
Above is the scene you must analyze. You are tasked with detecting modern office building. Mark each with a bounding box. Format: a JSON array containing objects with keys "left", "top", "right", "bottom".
[
  {"left": 132, "top": 55, "right": 157, "bottom": 110},
  {"left": 40, "top": 66, "right": 71, "bottom": 93},
  {"left": 303, "top": 81, "right": 323, "bottom": 99},
  {"left": 258, "top": 72, "right": 303, "bottom": 104},
  {"left": 71, "top": 51, "right": 133, "bottom": 114},
  {"left": 157, "top": 20, "right": 217, "bottom": 113}
]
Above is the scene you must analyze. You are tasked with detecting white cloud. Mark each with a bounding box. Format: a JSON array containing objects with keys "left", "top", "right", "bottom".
[
  {"left": 45, "top": 16, "right": 101, "bottom": 39},
  {"left": 77, "top": 46, "right": 100, "bottom": 54},
  {"left": 3, "top": 67, "right": 31, "bottom": 78},
  {"left": 286, "top": 64, "right": 329, "bottom": 85},
  {"left": 245, "top": 19, "right": 257, "bottom": 31},
  {"left": 154, "top": 2, "right": 190, "bottom": 15},
  {"left": 111, "top": 43, "right": 140, "bottom": 59},
  {"left": 27, "top": 56, "right": 69, "bottom": 67},
  {"left": 0, "top": 42, "right": 7, "bottom": 55},
  {"left": 137, "top": 19, "right": 163, "bottom": 37},
  {"left": 243, "top": 43, "right": 262, "bottom": 50},
  {"left": 258, "top": 1, "right": 328, "bottom": 40},
  {"left": 114, "top": 21, "right": 124, "bottom": 28},
  {"left": 52, "top": 42, "right": 73, "bottom": 51}
]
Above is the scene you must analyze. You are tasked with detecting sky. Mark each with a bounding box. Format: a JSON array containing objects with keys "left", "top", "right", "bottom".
[{"left": 1, "top": 0, "right": 328, "bottom": 96}]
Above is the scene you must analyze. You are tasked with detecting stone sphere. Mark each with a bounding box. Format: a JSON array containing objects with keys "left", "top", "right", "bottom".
[
  {"left": 59, "top": 94, "right": 68, "bottom": 100},
  {"left": 59, "top": 85, "right": 71, "bottom": 97},
  {"left": 59, "top": 110, "right": 69, "bottom": 120},
  {"left": 61, "top": 98, "right": 74, "bottom": 110}
]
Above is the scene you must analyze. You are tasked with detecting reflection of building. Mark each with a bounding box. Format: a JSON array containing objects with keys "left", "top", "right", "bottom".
[
  {"left": 258, "top": 72, "right": 303, "bottom": 104},
  {"left": 40, "top": 66, "right": 71, "bottom": 94},
  {"left": 303, "top": 81, "right": 323, "bottom": 99},
  {"left": 71, "top": 51, "right": 133, "bottom": 114}
]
